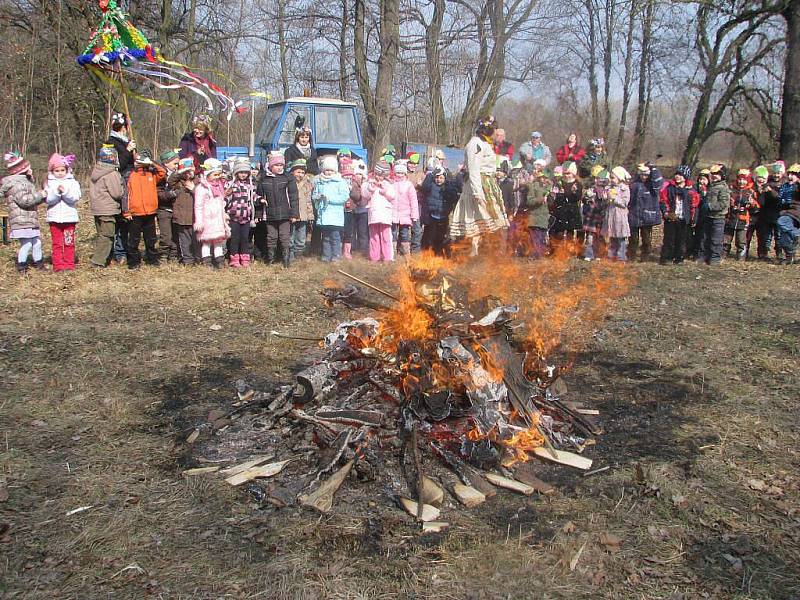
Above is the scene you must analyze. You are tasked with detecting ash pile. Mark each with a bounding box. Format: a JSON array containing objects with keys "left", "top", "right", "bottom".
[{"left": 183, "top": 264, "right": 604, "bottom": 529}]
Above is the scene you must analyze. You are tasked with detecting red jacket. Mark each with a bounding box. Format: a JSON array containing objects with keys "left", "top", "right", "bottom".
[
  {"left": 494, "top": 141, "right": 514, "bottom": 160},
  {"left": 659, "top": 179, "right": 700, "bottom": 223},
  {"left": 556, "top": 144, "right": 586, "bottom": 165}
]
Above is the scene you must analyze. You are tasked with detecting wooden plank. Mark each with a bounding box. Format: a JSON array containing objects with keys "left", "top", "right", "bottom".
[
  {"left": 399, "top": 498, "right": 440, "bottom": 522},
  {"left": 298, "top": 460, "right": 353, "bottom": 513},
  {"left": 422, "top": 521, "right": 449, "bottom": 533},
  {"left": 225, "top": 459, "right": 291, "bottom": 486},
  {"left": 576, "top": 409, "right": 600, "bottom": 416},
  {"left": 420, "top": 476, "right": 444, "bottom": 506},
  {"left": 484, "top": 473, "right": 535, "bottom": 495},
  {"left": 219, "top": 455, "right": 275, "bottom": 477},
  {"left": 512, "top": 463, "right": 555, "bottom": 495},
  {"left": 532, "top": 448, "right": 593, "bottom": 470},
  {"left": 452, "top": 484, "right": 485, "bottom": 508},
  {"left": 181, "top": 466, "right": 220, "bottom": 477}
]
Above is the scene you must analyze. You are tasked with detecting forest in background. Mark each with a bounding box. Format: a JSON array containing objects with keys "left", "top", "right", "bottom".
[{"left": 0, "top": 0, "right": 795, "bottom": 169}]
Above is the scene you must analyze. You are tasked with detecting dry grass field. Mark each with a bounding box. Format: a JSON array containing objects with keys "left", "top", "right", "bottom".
[{"left": 1, "top": 223, "right": 799, "bottom": 599}]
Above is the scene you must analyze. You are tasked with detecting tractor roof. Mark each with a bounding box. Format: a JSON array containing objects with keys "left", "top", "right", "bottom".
[{"left": 268, "top": 96, "right": 357, "bottom": 108}]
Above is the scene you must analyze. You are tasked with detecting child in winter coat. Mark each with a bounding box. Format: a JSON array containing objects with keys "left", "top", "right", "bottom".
[
  {"left": 525, "top": 169, "right": 551, "bottom": 259},
  {"left": 702, "top": 164, "right": 731, "bottom": 265},
  {"left": 659, "top": 165, "right": 699, "bottom": 265},
  {"left": 170, "top": 158, "right": 197, "bottom": 265},
  {"left": 126, "top": 150, "right": 166, "bottom": 269},
  {"left": 89, "top": 145, "right": 125, "bottom": 267},
  {"left": 549, "top": 161, "right": 583, "bottom": 249},
  {"left": 289, "top": 159, "right": 314, "bottom": 259},
  {"left": 724, "top": 169, "right": 758, "bottom": 259},
  {"left": 689, "top": 168, "right": 710, "bottom": 259},
  {"left": 392, "top": 160, "right": 419, "bottom": 256},
  {"left": 312, "top": 155, "right": 350, "bottom": 262},
  {"left": 338, "top": 152, "right": 356, "bottom": 259},
  {"left": 194, "top": 158, "right": 231, "bottom": 268},
  {"left": 225, "top": 159, "right": 255, "bottom": 267},
  {"left": 45, "top": 153, "right": 81, "bottom": 271},
  {"left": 256, "top": 152, "right": 299, "bottom": 267},
  {"left": 420, "top": 166, "right": 451, "bottom": 256},
  {"left": 581, "top": 167, "right": 610, "bottom": 261},
  {"left": 362, "top": 160, "right": 396, "bottom": 262},
  {"left": 156, "top": 149, "right": 182, "bottom": 261},
  {"left": 1, "top": 152, "right": 47, "bottom": 272},
  {"left": 602, "top": 167, "right": 631, "bottom": 262},
  {"left": 349, "top": 160, "right": 370, "bottom": 256}
]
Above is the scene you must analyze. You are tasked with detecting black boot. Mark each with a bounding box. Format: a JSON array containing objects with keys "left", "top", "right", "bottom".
[
  {"left": 202, "top": 256, "right": 213, "bottom": 268},
  {"left": 32, "top": 260, "right": 46, "bottom": 271},
  {"left": 283, "top": 254, "right": 290, "bottom": 269},
  {"left": 15, "top": 261, "right": 28, "bottom": 273}
]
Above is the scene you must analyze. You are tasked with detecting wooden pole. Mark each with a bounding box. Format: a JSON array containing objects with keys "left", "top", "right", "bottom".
[
  {"left": 117, "top": 65, "right": 135, "bottom": 141},
  {"left": 336, "top": 269, "right": 399, "bottom": 301}
]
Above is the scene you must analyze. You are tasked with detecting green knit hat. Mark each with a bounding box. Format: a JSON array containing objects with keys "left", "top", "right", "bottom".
[
  {"left": 288, "top": 158, "right": 307, "bottom": 172},
  {"left": 159, "top": 148, "right": 180, "bottom": 163},
  {"left": 753, "top": 165, "right": 769, "bottom": 179},
  {"left": 595, "top": 168, "right": 610, "bottom": 181}
]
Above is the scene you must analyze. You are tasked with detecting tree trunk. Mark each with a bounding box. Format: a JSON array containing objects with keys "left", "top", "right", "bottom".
[
  {"left": 626, "top": 0, "right": 653, "bottom": 164},
  {"left": 277, "top": 0, "right": 290, "bottom": 98},
  {"left": 612, "top": 0, "right": 636, "bottom": 163},
  {"left": 425, "top": 0, "right": 447, "bottom": 143},
  {"left": 780, "top": 1, "right": 800, "bottom": 162},
  {"left": 602, "top": 0, "right": 615, "bottom": 136},
  {"left": 585, "top": 0, "right": 599, "bottom": 133},
  {"left": 339, "top": 0, "right": 349, "bottom": 100},
  {"left": 353, "top": 0, "right": 400, "bottom": 159}
]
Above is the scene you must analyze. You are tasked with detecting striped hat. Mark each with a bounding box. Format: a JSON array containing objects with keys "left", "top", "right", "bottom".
[
  {"left": 177, "top": 157, "right": 194, "bottom": 173},
  {"left": 374, "top": 159, "right": 391, "bottom": 176},
  {"left": 97, "top": 145, "right": 119, "bottom": 166},
  {"left": 4, "top": 151, "right": 30, "bottom": 175}
]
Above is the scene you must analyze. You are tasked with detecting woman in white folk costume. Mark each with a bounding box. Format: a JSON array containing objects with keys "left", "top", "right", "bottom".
[{"left": 449, "top": 115, "right": 509, "bottom": 255}]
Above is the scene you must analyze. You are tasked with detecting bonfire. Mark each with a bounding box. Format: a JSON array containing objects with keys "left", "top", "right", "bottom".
[{"left": 183, "top": 242, "right": 631, "bottom": 528}]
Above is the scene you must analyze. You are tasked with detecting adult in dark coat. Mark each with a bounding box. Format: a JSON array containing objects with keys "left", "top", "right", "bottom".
[
  {"left": 628, "top": 163, "right": 663, "bottom": 262},
  {"left": 179, "top": 116, "right": 217, "bottom": 173},
  {"left": 283, "top": 122, "right": 319, "bottom": 175},
  {"left": 105, "top": 112, "right": 136, "bottom": 264}
]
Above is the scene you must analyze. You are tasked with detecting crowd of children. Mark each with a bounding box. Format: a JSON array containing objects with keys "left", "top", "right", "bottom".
[{"left": 3, "top": 114, "right": 800, "bottom": 272}]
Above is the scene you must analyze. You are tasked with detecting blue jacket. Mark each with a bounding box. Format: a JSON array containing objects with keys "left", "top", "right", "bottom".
[
  {"left": 628, "top": 171, "right": 662, "bottom": 227},
  {"left": 420, "top": 173, "right": 457, "bottom": 223},
  {"left": 312, "top": 174, "right": 349, "bottom": 227}
]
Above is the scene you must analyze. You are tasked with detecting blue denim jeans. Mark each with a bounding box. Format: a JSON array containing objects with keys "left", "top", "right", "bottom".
[
  {"left": 320, "top": 226, "right": 342, "bottom": 262},
  {"left": 777, "top": 214, "right": 799, "bottom": 255},
  {"left": 528, "top": 227, "right": 547, "bottom": 259},
  {"left": 291, "top": 221, "right": 307, "bottom": 258},
  {"left": 113, "top": 215, "right": 128, "bottom": 261},
  {"left": 607, "top": 237, "right": 627, "bottom": 261}
]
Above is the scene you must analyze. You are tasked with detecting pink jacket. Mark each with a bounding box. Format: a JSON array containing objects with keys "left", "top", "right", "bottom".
[
  {"left": 194, "top": 177, "right": 230, "bottom": 243},
  {"left": 362, "top": 178, "right": 396, "bottom": 225},
  {"left": 392, "top": 178, "right": 419, "bottom": 225}
]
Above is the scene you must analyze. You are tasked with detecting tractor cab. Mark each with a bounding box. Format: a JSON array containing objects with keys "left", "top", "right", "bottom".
[{"left": 255, "top": 97, "right": 368, "bottom": 168}]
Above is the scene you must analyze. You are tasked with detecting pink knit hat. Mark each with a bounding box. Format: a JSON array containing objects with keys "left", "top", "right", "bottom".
[
  {"left": 338, "top": 155, "right": 354, "bottom": 176},
  {"left": 5, "top": 151, "right": 30, "bottom": 176},
  {"left": 267, "top": 152, "right": 285, "bottom": 169},
  {"left": 48, "top": 153, "right": 75, "bottom": 172}
]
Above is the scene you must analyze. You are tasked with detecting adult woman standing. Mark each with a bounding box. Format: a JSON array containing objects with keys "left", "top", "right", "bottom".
[
  {"left": 449, "top": 116, "right": 508, "bottom": 255},
  {"left": 283, "top": 121, "right": 319, "bottom": 175},
  {"left": 179, "top": 115, "right": 217, "bottom": 173},
  {"left": 555, "top": 132, "right": 585, "bottom": 165}
]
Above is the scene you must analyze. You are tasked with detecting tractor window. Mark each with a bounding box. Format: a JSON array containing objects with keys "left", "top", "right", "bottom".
[
  {"left": 314, "top": 106, "right": 359, "bottom": 146},
  {"left": 279, "top": 105, "right": 312, "bottom": 145},
  {"left": 257, "top": 105, "right": 283, "bottom": 147}
]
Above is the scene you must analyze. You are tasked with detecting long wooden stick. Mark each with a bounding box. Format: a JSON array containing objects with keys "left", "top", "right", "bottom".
[
  {"left": 336, "top": 269, "right": 400, "bottom": 301},
  {"left": 117, "top": 65, "right": 135, "bottom": 141}
]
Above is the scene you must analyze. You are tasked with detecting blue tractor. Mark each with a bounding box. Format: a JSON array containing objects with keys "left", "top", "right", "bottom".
[{"left": 217, "top": 97, "right": 369, "bottom": 168}]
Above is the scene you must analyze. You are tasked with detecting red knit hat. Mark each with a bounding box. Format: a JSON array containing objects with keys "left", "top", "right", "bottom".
[{"left": 5, "top": 151, "right": 30, "bottom": 175}]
